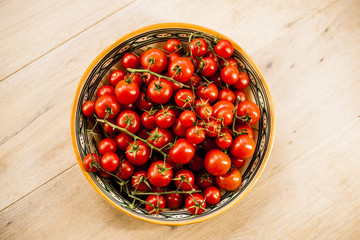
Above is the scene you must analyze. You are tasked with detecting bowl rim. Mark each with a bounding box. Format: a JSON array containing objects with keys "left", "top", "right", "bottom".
[{"left": 71, "top": 22, "right": 275, "bottom": 225}]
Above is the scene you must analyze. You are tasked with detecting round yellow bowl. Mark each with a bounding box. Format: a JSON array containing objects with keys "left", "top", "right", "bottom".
[{"left": 71, "top": 23, "right": 275, "bottom": 225}]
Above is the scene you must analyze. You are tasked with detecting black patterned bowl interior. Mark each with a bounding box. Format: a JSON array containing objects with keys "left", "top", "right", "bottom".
[{"left": 71, "top": 23, "right": 275, "bottom": 225}]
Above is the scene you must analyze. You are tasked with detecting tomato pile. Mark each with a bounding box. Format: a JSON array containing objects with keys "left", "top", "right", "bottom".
[{"left": 81, "top": 33, "right": 261, "bottom": 215}]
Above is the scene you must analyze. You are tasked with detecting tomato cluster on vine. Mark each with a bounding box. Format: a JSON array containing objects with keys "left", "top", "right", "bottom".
[{"left": 81, "top": 34, "right": 261, "bottom": 215}]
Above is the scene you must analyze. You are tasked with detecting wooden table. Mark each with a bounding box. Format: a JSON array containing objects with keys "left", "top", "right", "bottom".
[{"left": 1, "top": 0, "right": 359, "bottom": 239}]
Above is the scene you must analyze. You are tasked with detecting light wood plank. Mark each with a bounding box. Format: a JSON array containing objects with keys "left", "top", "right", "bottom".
[
  {"left": 0, "top": 0, "right": 337, "bottom": 210},
  {"left": 0, "top": 0, "right": 135, "bottom": 80}
]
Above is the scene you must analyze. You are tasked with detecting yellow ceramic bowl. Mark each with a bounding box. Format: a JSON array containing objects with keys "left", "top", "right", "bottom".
[{"left": 71, "top": 23, "right": 275, "bottom": 225}]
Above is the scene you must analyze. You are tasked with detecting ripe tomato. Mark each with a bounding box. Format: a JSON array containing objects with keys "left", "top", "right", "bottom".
[
  {"left": 165, "top": 39, "right": 182, "bottom": 53},
  {"left": 109, "top": 70, "right": 126, "bottom": 87},
  {"left": 204, "top": 149, "right": 231, "bottom": 176},
  {"left": 233, "top": 71, "right": 249, "bottom": 89},
  {"left": 234, "top": 90, "right": 248, "bottom": 102},
  {"left": 202, "top": 138, "right": 218, "bottom": 153},
  {"left": 121, "top": 53, "right": 140, "bottom": 69},
  {"left": 213, "top": 100, "right": 235, "bottom": 115},
  {"left": 194, "top": 98, "right": 210, "bottom": 114},
  {"left": 141, "top": 111, "right": 156, "bottom": 129},
  {"left": 216, "top": 168, "right": 242, "bottom": 191},
  {"left": 126, "top": 140, "right": 150, "bottom": 165},
  {"left": 230, "top": 135, "right": 255, "bottom": 159},
  {"left": 231, "top": 156, "right": 245, "bottom": 168},
  {"left": 221, "top": 65, "right": 239, "bottom": 84},
  {"left": 115, "top": 159, "right": 134, "bottom": 180},
  {"left": 147, "top": 78, "right": 173, "bottom": 104},
  {"left": 175, "top": 89, "right": 194, "bottom": 108},
  {"left": 218, "top": 88, "right": 235, "bottom": 103},
  {"left": 168, "top": 57, "right": 194, "bottom": 83},
  {"left": 96, "top": 85, "right": 115, "bottom": 97},
  {"left": 196, "top": 170, "right": 216, "bottom": 189},
  {"left": 198, "top": 105, "right": 213, "bottom": 120},
  {"left": 147, "top": 127, "right": 174, "bottom": 148},
  {"left": 185, "top": 193, "right": 206, "bottom": 215},
  {"left": 179, "top": 110, "right": 196, "bottom": 127},
  {"left": 145, "top": 195, "right": 166, "bottom": 214},
  {"left": 199, "top": 57, "right": 218, "bottom": 77},
  {"left": 215, "top": 39, "right": 234, "bottom": 58},
  {"left": 209, "top": 72, "right": 223, "bottom": 86},
  {"left": 189, "top": 75, "right": 202, "bottom": 88},
  {"left": 83, "top": 153, "right": 100, "bottom": 172},
  {"left": 141, "top": 72, "right": 155, "bottom": 85},
  {"left": 168, "top": 52, "right": 180, "bottom": 64},
  {"left": 132, "top": 170, "right": 149, "bottom": 191},
  {"left": 115, "top": 79, "right": 140, "bottom": 104},
  {"left": 205, "top": 119, "right": 220, "bottom": 137},
  {"left": 169, "top": 138, "right": 195, "bottom": 164},
  {"left": 124, "top": 73, "right": 142, "bottom": 87},
  {"left": 135, "top": 92, "right": 153, "bottom": 111},
  {"left": 220, "top": 58, "right": 237, "bottom": 68},
  {"left": 120, "top": 102, "right": 136, "bottom": 111},
  {"left": 215, "top": 132, "right": 233, "bottom": 149},
  {"left": 82, "top": 100, "right": 95, "bottom": 117},
  {"left": 235, "top": 123, "right": 255, "bottom": 139},
  {"left": 189, "top": 38, "right": 208, "bottom": 56},
  {"left": 148, "top": 161, "right": 173, "bottom": 187},
  {"left": 237, "top": 101, "right": 261, "bottom": 125},
  {"left": 174, "top": 169, "right": 195, "bottom": 191},
  {"left": 196, "top": 83, "right": 218, "bottom": 103},
  {"left": 186, "top": 126, "right": 205, "bottom": 144},
  {"left": 155, "top": 108, "right": 176, "bottom": 128},
  {"left": 98, "top": 170, "right": 111, "bottom": 178},
  {"left": 204, "top": 186, "right": 221, "bottom": 205},
  {"left": 100, "top": 152, "right": 119, "bottom": 172},
  {"left": 165, "top": 193, "right": 183, "bottom": 209},
  {"left": 103, "top": 118, "right": 117, "bottom": 134},
  {"left": 98, "top": 138, "right": 117, "bottom": 155},
  {"left": 141, "top": 48, "right": 167, "bottom": 73},
  {"left": 187, "top": 154, "right": 204, "bottom": 172},
  {"left": 172, "top": 118, "right": 188, "bottom": 137},
  {"left": 204, "top": 51, "right": 219, "bottom": 61},
  {"left": 95, "top": 94, "right": 120, "bottom": 120},
  {"left": 116, "top": 110, "right": 140, "bottom": 134},
  {"left": 215, "top": 108, "right": 234, "bottom": 126},
  {"left": 115, "top": 132, "right": 133, "bottom": 151},
  {"left": 137, "top": 127, "right": 149, "bottom": 139}
]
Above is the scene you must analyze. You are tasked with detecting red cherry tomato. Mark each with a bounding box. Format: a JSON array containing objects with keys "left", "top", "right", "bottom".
[
  {"left": 148, "top": 161, "right": 173, "bottom": 187},
  {"left": 168, "top": 52, "right": 180, "bottom": 63},
  {"left": 141, "top": 72, "right": 156, "bottom": 85},
  {"left": 235, "top": 123, "right": 255, "bottom": 139},
  {"left": 189, "top": 75, "right": 202, "bottom": 88},
  {"left": 109, "top": 70, "right": 126, "bottom": 87},
  {"left": 179, "top": 110, "right": 196, "bottom": 127},
  {"left": 121, "top": 53, "right": 140, "bottom": 69},
  {"left": 221, "top": 65, "right": 239, "bottom": 85},
  {"left": 82, "top": 153, "right": 100, "bottom": 172},
  {"left": 213, "top": 100, "right": 235, "bottom": 115},
  {"left": 196, "top": 83, "right": 218, "bottom": 103},
  {"left": 172, "top": 118, "right": 188, "bottom": 137},
  {"left": 98, "top": 138, "right": 117, "bottom": 155},
  {"left": 215, "top": 132, "right": 233, "bottom": 149},
  {"left": 220, "top": 58, "right": 237, "bottom": 68},
  {"left": 147, "top": 127, "right": 174, "bottom": 149},
  {"left": 141, "top": 48, "right": 167, "bottom": 73},
  {"left": 147, "top": 78, "right": 173, "bottom": 104},
  {"left": 96, "top": 85, "right": 115, "bottom": 98},
  {"left": 115, "top": 79, "right": 140, "bottom": 104},
  {"left": 234, "top": 90, "right": 248, "bottom": 102},
  {"left": 185, "top": 193, "right": 206, "bottom": 215},
  {"left": 216, "top": 168, "right": 242, "bottom": 191},
  {"left": 115, "top": 132, "right": 133, "bottom": 151},
  {"left": 174, "top": 169, "right": 195, "bottom": 191},
  {"left": 204, "top": 186, "right": 221, "bottom": 205},
  {"left": 215, "top": 39, "right": 234, "bottom": 58},
  {"left": 194, "top": 98, "right": 210, "bottom": 115},
  {"left": 124, "top": 73, "right": 142, "bottom": 87},
  {"left": 126, "top": 140, "right": 150, "bottom": 165},
  {"left": 196, "top": 170, "right": 216, "bottom": 189},
  {"left": 231, "top": 156, "right": 245, "bottom": 168},
  {"left": 215, "top": 108, "right": 234, "bottom": 126},
  {"left": 205, "top": 119, "right": 220, "bottom": 137},
  {"left": 198, "top": 105, "right": 213, "bottom": 120},
  {"left": 169, "top": 138, "right": 195, "bottom": 164},
  {"left": 103, "top": 118, "right": 117, "bottom": 134},
  {"left": 230, "top": 135, "right": 255, "bottom": 159},
  {"left": 237, "top": 101, "right": 261, "bottom": 125},
  {"left": 186, "top": 126, "right": 205, "bottom": 144},
  {"left": 165, "top": 193, "right": 183, "bottom": 209},
  {"left": 145, "top": 195, "right": 166, "bottom": 214},
  {"left": 233, "top": 71, "right": 249, "bottom": 89},
  {"left": 101, "top": 152, "right": 119, "bottom": 172},
  {"left": 199, "top": 57, "right": 218, "bottom": 77},
  {"left": 116, "top": 110, "right": 140, "bottom": 134},
  {"left": 165, "top": 39, "right": 182, "bottom": 53},
  {"left": 204, "top": 51, "right": 219, "bottom": 61},
  {"left": 189, "top": 38, "right": 208, "bottom": 56},
  {"left": 218, "top": 89, "right": 235, "bottom": 103},
  {"left": 115, "top": 159, "right": 134, "bottom": 180},
  {"left": 155, "top": 108, "right": 176, "bottom": 128},
  {"left": 141, "top": 111, "right": 157, "bottom": 129},
  {"left": 132, "top": 170, "right": 149, "bottom": 191},
  {"left": 204, "top": 149, "right": 231, "bottom": 176},
  {"left": 95, "top": 94, "right": 120, "bottom": 119},
  {"left": 168, "top": 57, "right": 194, "bottom": 83},
  {"left": 135, "top": 92, "right": 154, "bottom": 111},
  {"left": 82, "top": 100, "right": 95, "bottom": 117},
  {"left": 187, "top": 154, "right": 204, "bottom": 172}
]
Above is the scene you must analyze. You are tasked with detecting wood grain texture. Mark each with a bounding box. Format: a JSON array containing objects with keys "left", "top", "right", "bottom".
[{"left": 1, "top": 0, "right": 360, "bottom": 239}]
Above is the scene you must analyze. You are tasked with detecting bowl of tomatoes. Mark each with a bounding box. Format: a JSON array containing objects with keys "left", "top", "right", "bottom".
[{"left": 71, "top": 23, "right": 275, "bottom": 225}]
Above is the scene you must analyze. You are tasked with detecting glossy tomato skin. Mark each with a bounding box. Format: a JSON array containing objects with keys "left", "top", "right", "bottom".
[
  {"left": 98, "top": 138, "right": 117, "bottom": 155},
  {"left": 115, "top": 159, "right": 134, "bottom": 180},
  {"left": 220, "top": 58, "right": 237, "bottom": 68},
  {"left": 141, "top": 49, "right": 167, "bottom": 73},
  {"left": 234, "top": 90, "right": 248, "bottom": 102},
  {"left": 141, "top": 72, "right": 155, "bottom": 85},
  {"left": 124, "top": 73, "right": 142, "bottom": 87},
  {"left": 235, "top": 123, "right": 255, "bottom": 139},
  {"left": 165, "top": 39, "right": 182, "bottom": 53},
  {"left": 168, "top": 52, "right": 180, "bottom": 63},
  {"left": 204, "top": 186, "right": 221, "bottom": 205},
  {"left": 147, "top": 79, "right": 173, "bottom": 104},
  {"left": 155, "top": 108, "right": 176, "bottom": 128},
  {"left": 95, "top": 94, "right": 120, "bottom": 119},
  {"left": 216, "top": 168, "right": 242, "bottom": 191},
  {"left": 147, "top": 127, "right": 174, "bottom": 149},
  {"left": 165, "top": 193, "right": 183, "bottom": 209},
  {"left": 103, "top": 118, "right": 117, "bottom": 134},
  {"left": 204, "top": 51, "right": 219, "bottom": 62},
  {"left": 205, "top": 119, "right": 220, "bottom": 138},
  {"left": 233, "top": 71, "right": 249, "bottom": 89},
  {"left": 189, "top": 38, "right": 208, "bottom": 56},
  {"left": 221, "top": 65, "right": 239, "bottom": 85},
  {"left": 209, "top": 72, "right": 223, "bottom": 87},
  {"left": 175, "top": 89, "right": 194, "bottom": 108},
  {"left": 168, "top": 57, "right": 194, "bottom": 83},
  {"left": 230, "top": 135, "right": 255, "bottom": 159},
  {"left": 145, "top": 195, "right": 166, "bottom": 214},
  {"left": 82, "top": 100, "right": 95, "bottom": 117},
  {"left": 187, "top": 154, "right": 204, "bottom": 172},
  {"left": 196, "top": 83, "right": 218, "bottom": 103},
  {"left": 101, "top": 152, "right": 119, "bottom": 172},
  {"left": 186, "top": 126, "right": 206, "bottom": 144},
  {"left": 185, "top": 193, "right": 206, "bottom": 215},
  {"left": 231, "top": 156, "right": 245, "bottom": 168},
  {"left": 96, "top": 85, "right": 115, "bottom": 98},
  {"left": 199, "top": 57, "right": 218, "bottom": 77},
  {"left": 135, "top": 92, "right": 153, "bottom": 111},
  {"left": 121, "top": 53, "right": 140, "bottom": 69},
  {"left": 237, "top": 101, "right": 261, "bottom": 125},
  {"left": 215, "top": 132, "right": 233, "bottom": 149},
  {"left": 109, "top": 70, "right": 126, "bottom": 87},
  {"left": 132, "top": 170, "right": 149, "bottom": 191},
  {"left": 179, "top": 110, "right": 196, "bottom": 127},
  {"left": 204, "top": 149, "right": 231, "bottom": 176},
  {"left": 169, "top": 138, "right": 195, "bottom": 164},
  {"left": 126, "top": 140, "right": 150, "bottom": 165},
  {"left": 215, "top": 39, "right": 234, "bottom": 58},
  {"left": 196, "top": 170, "right": 216, "bottom": 189},
  {"left": 148, "top": 161, "right": 173, "bottom": 187},
  {"left": 82, "top": 153, "right": 100, "bottom": 172},
  {"left": 213, "top": 100, "right": 235, "bottom": 115},
  {"left": 116, "top": 110, "right": 140, "bottom": 134},
  {"left": 141, "top": 111, "right": 157, "bottom": 129},
  {"left": 189, "top": 75, "right": 202, "bottom": 88},
  {"left": 115, "top": 80, "right": 140, "bottom": 104},
  {"left": 174, "top": 169, "right": 195, "bottom": 191},
  {"left": 215, "top": 108, "right": 234, "bottom": 126},
  {"left": 172, "top": 118, "right": 188, "bottom": 137},
  {"left": 115, "top": 132, "right": 133, "bottom": 151},
  {"left": 218, "top": 89, "right": 235, "bottom": 103}
]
